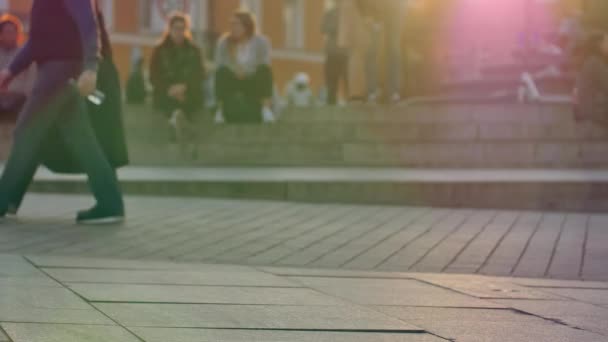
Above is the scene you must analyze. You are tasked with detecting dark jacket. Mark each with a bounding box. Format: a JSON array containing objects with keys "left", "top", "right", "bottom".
[
  {"left": 41, "top": 10, "right": 129, "bottom": 174},
  {"left": 150, "top": 39, "right": 204, "bottom": 114},
  {"left": 577, "top": 55, "right": 608, "bottom": 125}
]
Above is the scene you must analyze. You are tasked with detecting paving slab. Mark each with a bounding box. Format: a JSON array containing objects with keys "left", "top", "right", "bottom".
[
  {"left": 512, "top": 278, "right": 608, "bottom": 289},
  {"left": 0, "top": 329, "right": 8, "bottom": 342},
  {"left": 258, "top": 266, "right": 414, "bottom": 279},
  {"left": 0, "top": 286, "right": 91, "bottom": 310},
  {"left": 94, "top": 303, "right": 422, "bottom": 331},
  {"left": 411, "top": 273, "right": 561, "bottom": 299},
  {"left": 376, "top": 307, "right": 607, "bottom": 342},
  {"left": 43, "top": 268, "right": 298, "bottom": 287},
  {"left": 288, "top": 277, "right": 503, "bottom": 308},
  {"left": 419, "top": 321, "right": 605, "bottom": 342},
  {"left": 1, "top": 323, "right": 140, "bottom": 342},
  {"left": 27, "top": 256, "right": 248, "bottom": 271},
  {"left": 130, "top": 328, "right": 443, "bottom": 342},
  {"left": 0, "top": 307, "right": 112, "bottom": 325},
  {"left": 0, "top": 285, "right": 112, "bottom": 324},
  {"left": 494, "top": 299, "right": 608, "bottom": 336},
  {"left": 538, "top": 288, "right": 608, "bottom": 305},
  {"left": 69, "top": 283, "right": 345, "bottom": 306}
]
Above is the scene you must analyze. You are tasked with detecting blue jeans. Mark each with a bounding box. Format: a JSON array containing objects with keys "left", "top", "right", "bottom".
[{"left": 0, "top": 61, "right": 124, "bottom": 213}]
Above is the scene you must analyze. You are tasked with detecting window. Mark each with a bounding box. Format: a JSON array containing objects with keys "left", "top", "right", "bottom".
[
  {"left": 240, "top": 0, "right": 263, "bottom": 24},
  {"left": 284, "top": 0, "right": 305, "bottom": 49},
  {"left": 139, "top": 0, "right": 201, "bottom": 34},
  {"left": 97, "top": 0, "right": 114, "bottom": 30}
]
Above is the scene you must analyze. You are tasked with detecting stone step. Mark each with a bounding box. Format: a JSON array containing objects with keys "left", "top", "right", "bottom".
[
  {"left": 128, "top": 141, "right": 608, "bottom": 168},
  {"left": 25, "top": 167, "right": 608, "bottom": 212}
]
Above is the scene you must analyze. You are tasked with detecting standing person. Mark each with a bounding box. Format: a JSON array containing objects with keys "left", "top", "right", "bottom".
[
  {"left": 215, "top": 11, "right": 275, "bottom": 124},
  {"left": 0, "top": 14, "right": 34, "bottom": 122},
  {"left": 359, "top": 0, "right": 404, "bottom": 103},
  {"left": 575, "top": 32, "right": 608, "bottom": 125},
  {"left": 0, "top": 0, "right": 124, "bottom": 224},
  {"left": 322, "top": 0, "right": 349, "bottom": 105},
  {"left": 150, "top": 13, "right": 204, "bottom": 139}
]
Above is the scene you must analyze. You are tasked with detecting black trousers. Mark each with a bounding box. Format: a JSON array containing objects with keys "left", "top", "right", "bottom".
[
  {"left": 325, "top": 53, "right": 349, "bottom": 105},
  {"left": 0, "top": 61, "right": 124, "bottom": 214},
  {"left": 215, "top": 65, "right": 273, "bottom": 124}
]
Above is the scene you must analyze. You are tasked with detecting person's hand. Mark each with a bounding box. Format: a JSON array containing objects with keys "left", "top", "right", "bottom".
[
  {"left": 0, "top": 69, "right": 13, "bottom": 91},
  {"left": 77, "top": 70, "right": 97, "bottom": 97}
]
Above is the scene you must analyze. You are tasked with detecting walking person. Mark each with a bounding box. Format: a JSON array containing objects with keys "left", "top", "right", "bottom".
[
  {"left": 322, "top": 0, "right": 349, "bottom": 105},
  {"left": 0, "top": 0, "right": 124, "bottom": 224},
  {"left": 6, "top": 4, "right": 130, "bottom": 217},
  {"left": 575, "top": 31, "right": 608, "bottom": 125},
  {"left": 215, "top": 11, "right": 275, "bottom": 124},
  {"left": 150, "top": 12, "right": 204, "bottom": 143}
]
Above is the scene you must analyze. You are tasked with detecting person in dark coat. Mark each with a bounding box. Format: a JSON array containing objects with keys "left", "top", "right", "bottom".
[
  {"left": 0, "top": 0, "right": 124, "bottom": 224},
  {"left": 575, "top": 32, "right": 608, "bottom": 125},
  {"left": 5, "top": 6, "right": 129, "bottom": 215},
  {"left": 150, "top": 12, "right": 204, "bottom": 126}
]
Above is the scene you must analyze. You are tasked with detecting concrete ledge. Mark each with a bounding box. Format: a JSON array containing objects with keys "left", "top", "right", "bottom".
[{"left": 24, "top": 167, "right": 608, "bottom": 212}]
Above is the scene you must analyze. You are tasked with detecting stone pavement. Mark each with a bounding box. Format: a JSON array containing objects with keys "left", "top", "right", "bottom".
[
  {"left": 0, "top": 254, "right": 607, "bottom": 341},
  {"left": 1, "top": 194, "right": 607, "bottom": 281}
]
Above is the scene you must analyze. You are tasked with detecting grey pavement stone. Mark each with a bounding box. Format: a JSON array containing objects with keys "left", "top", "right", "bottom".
[
  {"left": 0, "top": 307, "right": 112, "bottom": 325},
  {"left": 0, "top": 286, "right": 91, "bottom": 310},
  {"left": 376, "top": 307, "right": 607, "bottom": 342},
  {"left": 69, "top": 283, "right": 345, "bottom": 306},
  {"left": 411, "top": 273, "right": 561, "bottom": 299},
  {"left": 131, "top": 328, "right": 444, "bottom": 342},
  {"left": 512, "top": 278, "right": 608, "bottom": 289},
  {"left": 512, "top": 214, "right": 565, "bottom": 278},
  {"left": 379, "top": 210, "right": 474, "bottom": 270},
  {"left": 288, "top": 277, "right": 503, "bottom": 308},
  {"left": 420, "top": 321, "right": 605, "bottom": 342},
  {"left": 536, "top": 288, "right": 608, "bottom": 305},
  {"left": 584, "top": 216, "right": 608, "bottom": 280},
  {"left": 444, "top": 211, "right": 520, "bottom": 274},
  {"left": 1, "top": 323, "right": 139, "bottom": 342},
  {"left": 547, "top": 214, "right": 588, "bottom": 279},
  {"left": 29, "top": 256, "right": 252, "bottom": 272},
  {"left": 44, "top": 268, "right": 299, "bottom": 287},
  {"left": 276, "top": 207, "right": 400, "bottom": 267},
  {"left": 94, "top": 303, "right": 421, "bottom": 331},
  {"left": 479, "top": 212, "right": 543, "bottom": 276},
  {"left": 344, "top": 210, "right": 451, "bottom": 270},
  {"left": 0, "top": 329, "right": 8, "bottom": 342},
  {"left": 307, "top": 209, "right": 428, "bottom": 269},
  {"left": 409, "top": 210, "right": 496, "bottom": 273},
  {"left": 376, "top": 306, "right": 539, "bottom": 323},
  {"left": 493, "top": 299, "right": 608, "bottom": 336},
  {"left": 258, "top": 266, "right": 414, "bottom": 279},
  {"left": 1, "top": 194, "right": 606, "bottom": 281}
]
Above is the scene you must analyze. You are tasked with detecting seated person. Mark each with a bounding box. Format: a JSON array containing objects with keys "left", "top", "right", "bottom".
[
  {"left": 215, "top": 11, "right": 275, "bottom": 124},
  {"left": 150, "top": 13, "right": 204, "bottom": 131},
  {"left": 285, "top": 72, "right": 314, "bottom": 108},
  {"left": 0, "top": 14, "right": 34, "bottom": 123}
]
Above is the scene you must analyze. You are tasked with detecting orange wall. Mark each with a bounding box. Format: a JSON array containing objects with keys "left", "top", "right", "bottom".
[
  {"left": 114, "top": 0, "right": 140, "bottom": 33},
  {"left": 8, "top": 0, "right": 32, "bottom": 13}
]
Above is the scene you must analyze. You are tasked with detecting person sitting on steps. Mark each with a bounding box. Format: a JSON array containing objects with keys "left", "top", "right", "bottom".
[
  {"left": 215, "top": 11, "right": 275, "bottom": 124},
  {"left": 150, "top": 12, "right": 204, "bottom": 141}
]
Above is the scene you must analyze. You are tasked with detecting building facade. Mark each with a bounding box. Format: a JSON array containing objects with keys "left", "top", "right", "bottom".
[{"left": 7, "top": 0, "right": 327, "bottom": 92}]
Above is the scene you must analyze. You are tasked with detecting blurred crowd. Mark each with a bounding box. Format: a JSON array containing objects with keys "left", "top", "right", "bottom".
[{"left": 1, "top": 1, "right": 607, "bottom": 133}]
